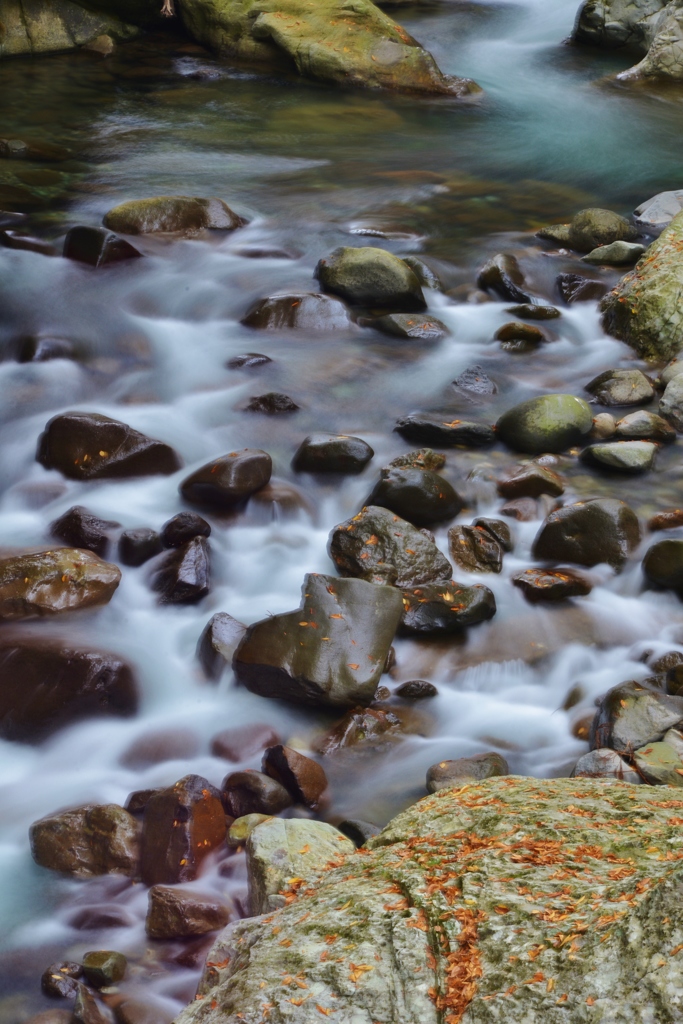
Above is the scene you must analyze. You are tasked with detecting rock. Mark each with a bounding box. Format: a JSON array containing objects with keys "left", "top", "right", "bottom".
[
  {"left": 151, "top": 537, "right": 210, "bottom": 604},
  {"left": 315, "top": 706, "right": 403, "bottom": 754},
  {"left": 571, "top": 748, "right": 641, "bottom": 783},
  {"left": 246, "top": 817, "right": 354, "bottom": 915},
  {"left": 228, "top": 814, "right": 272, "bottom": 846},
  {"left": 30, "top": 804, "right": 139, "bottom": 878},
  {"left": 0, "top": 230, "right": 58, "bottom": 256},
  {"left": 241, "top": 292, "right": 352, "bottom": 331},
  {"left": 366, "top": 466, "right": 462, "bottom": 527},
  {"left": 328, "top": 505, "right": 452, "bottom": 587},
  {"left": 211, "top": 723, "right": 280, "bottom": 762},
  {"left": 512, "top": 567, "right": 592, "bottom": 602},
  {"left": 447, "top": 524, "right": 505, "bottom": 574},
  {"left": 533, "top": 497, "right": 640, "bottom": 569},
  {"left": 506, "top": 303, "right": 561, "bottom": 320},
  {"left": 63, "top": 226, "right": 142, "bottom": 267},
  {"left": 659, "top": 355, "right": 683, "bottom": 386},
  {"left": 496, "top": 393, "right": 593, "bottom": 454},
  {"left": 161, "top": 512, "right": 211, "bottom": 548},
  {"left": 180, "top": 450, "right": 272, "bottom": 509},
  {"left": 262, "top": 745, "right": 328, "bottom": 806},
  {"left": 120, "top": 728, "right": 200, "bottom": 769},
  {"left": 494, "top": 321, "right": 546, "bottom": 353},
  {"left": 585, "top": 368, "right": 654, "bottom": 406},
  {"left": 0, "top": 0, "right": 139, "bottom": 58},
  {"left": 0, "top": 548, "right": 120, "bottom": 622},
  {"left": 226, "top": 352, "right": 273, "bottom": 369},
  {"left": 0, "top": 640, "right": 136, "bottom": 743},
  {"left": 452, "top": 364, "right": 498, "bottom": 396},
  {"left": 659, "top": 373, "right": 683, "bottom": 429},
  {"left": 566, "top": 208, "right": 638, "bottom": 252},
  {"left": 582, "top": 240, "right": 646, "bottom": 265},
  {"left": 84, "top": 33, "right": 115, "bottom": 54},
  {"left": 16, "top": 335, "right": 75, "bottom": 362},
  {"left": 27, "top": 1010, "right": 72, "bottom": 1024},
  {"left": 614, "top": 409, "right": 676, "bottom": 442},
  {"left": 113, "top": 1000, "right": 173, "bottom": 1024},
  {"left": 537, "top": 222, "right": 572, "bottom": 244},
  {"left": 81, "top": 950, "right": 126, "bottom": 988},
  {"left": 41, "top": 962, "right": 82, "bottom": 999},
  {"left": 395, "top": 414, "right": 495, "bottom": 447},
  {"left": 395, "top": 679, "right": 438, "bottom": 699},
  {"left": 125, "top": 789, "right": 164, "bottom": 815},
  {"left": 72, "top": 986, "right": 108, "bottom": 1024},
  {"left": 315, "top": 247, "right": 426, "bottom": 311},
  {"left": 473, "top": 517, "right": 514, "bottom": 551},
  {"left": 602, "top": 210, "right": 683, "bottom": 360},
  {"left": 634, "top": 190, "right": 683, "bottom": 232},
  {"left": 118, "top": 527, "right": 162, "bottom": 567},
  {"left": 388, "top": 449, "right": 445, "bottom": 471},
  {"left": 103, "top": 196, "right": 244, "bottom": 235},
  {"left": 292, "top": 433, "right": 374, "bottom": 473},
  {"left": 582, "top": 440, "right": 657, "bottom": 473},
  {"left": 400, "top": 580, "right": 496, "bottom": 635},
  {"left": 50, "top": 505, "right": 120, "bottom": 557},
  {"left": 337, "top": 819, "right": 381, "bottom": 846},
  {"left": 37, "top": 412, "right": 180, "bottom": 480},
  {"left": 476, "top": 253, "right": 531, "bottom": 302},
  {"left": 248, "top": 479, "right": 313, "bottom": 519},
  {"left": 591, "top": 679, "right": 683, "bottom": 750},
  {"left": 197, "top": 612, "right": 247, "bottom": 680},
  {"left": 648, "top": 508, "right": 683, "bottom": 530},
  {"left": 643, "top": 538, "right": 683, "bottom": 594},
  {"left": 633, "top": 740, "right": 683, "bottom": 785},
  {"left": 497, "top": 463, "right": 564, "bottom": 499},
  {"left": 592, "top": 412, "right": 617, "bottom": 438},
  {"left": 146, "top": 886, "right": 231, "bottom": 939},
  {"left": 140, "top": 775, "right": 226, "bottom": 887},
  {"left": 557, "top": 272, "right": 608, "bottom": 304},
  {"left": 500, "top": 497, "right": 538, "bottom": 521},
  {"left": 220, "top": 770, "right": 292, "bottom": 817},
  {"left": 367, "top": 312, "right": 449, "bottom": 340},
  {"left": 245, "top": 392, "right": 299, "bottom": 414},
  {"left": 426, "top": 752, "right": 509, "bottom": 791}
]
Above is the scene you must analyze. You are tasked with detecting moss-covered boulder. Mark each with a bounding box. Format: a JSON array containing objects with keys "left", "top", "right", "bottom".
[
  {"left": 176, "top": 776, "right": 683, "bottom": 1024},
  {"left": 103, "top": 196, "right": 245, "bottom": 235},
  {"left": 496, "top": 394, "right": 593, "bottom": 454},
  {"left": 316, "top": 246, "right": 426, "bottom": 310},
  {"left": 567, "top": 208, "right": 638, "bottom": 252},
  {"left": 0, "top": 0, "right": 138, "bottom": 58}
]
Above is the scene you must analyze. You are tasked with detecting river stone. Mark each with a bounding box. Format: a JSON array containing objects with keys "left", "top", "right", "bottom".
[
  {"left": 315, "top": 706, "right": 404, "bottom": 755},
  {"left": 452, "top": 364, "right": 498, "bottom": 396},
  {"left": 50, "top": 505, "right": 120, "bottom": 558},
  {"left": 118, "top": 527, "right": 162, "bottom": 567},
  {"left": 395, "top": 413, "right": 495, "bottom": 447},
  {"left": 245, "top": 392, "right": 299, "bottom": 414},
  {"left": 473, "top": 517, "right": 513, "bottom": 551},
  {"left": 660, "top": 355, "right": 683, "bottom": 386},
  {"left": 211, "top": 723, "right": 280, "bottom": 762},
  {"left": 103, "top": 196, "right": 244, "bottom": 235},
  {"left": 262, "top": 744, "right": 328, "bottom": 806},
  {"left": 581, "top": 440, "right": 657, "bottom": 472},
  {"left": 649, "top": 508, "right": 683, "bottom": 530},
  {"left": 536, "top": 222, "right": 572, "bottom": 244},
  {"left": 533, "top": 497, "right": 640, "bottom": 569},
  {"left": 226, "top": 352, "right": 272, "bottom": 369},
  {"left": 590, "top": 679, "right": 683, "bottom": 750},
  {"left": 0, "top": 548, "right": 120, "bottom": 621},
  {"left": 220, "top": 770, "right": 292, "bottom": 818},
  {"left": 151, "top": 537, "right": 210, "bottom": 604},
  {"left": 292, "top": 433, "right": 374, "bottom": 473},
  {"left": 315, "top": 247, "right": 426, "bottom": 311},
  {"left": 37, "top": 412, "right": 180, "bottom": 480},
  {"left": 81, "top": 951, "right": 126, "bottom": 988},
  {"left": 447, "top": 524, "right": 504, "bottom": 573},
  {"left": 41, "top": 961, "right": 82, "bottom": 999},
  {"left": 0, "top": 0, "right": 140, "bottom": 57},
  {"left": 328, "top": 504, "right": 452, "bottom": 587},
  {"left": 180, "top": 449, "right": 272, "bottom": 509},
  {"left": 614, "top": 408, "right": 676, "bottom": 442},
  {"left": 496, "top": 394, "right": 593, "bottom": 454},
  {"left": 161, "top": 512, "right": 211, "bottom": 548},
  {"left": 140, "top": 775, "right": 227, "bottom": 886},
  {"left": 368, "top": 312, "right": 449, "bottom": 340},
  {"left": 63, "top": 226, "right": 142, "bottom": 267},
  {"left": 30, "top": 804, "right": 139, "bottom": 878},
  {"left": 659, "top": 372, "right": 683, "bottom": 429},
  {"left": 585, "top": 368, "right": 654, "bottom": 406},
  {"left": 388, "top": 449, "right": 445, "bottom": 471},
  {"left": 366, "top": 466, "right": 462, "bottom": 527},
  {"left": 642, "top": 538, "right": 683, "bottom": 594},
  {"left": 228, "top": 814, "right": 272, "bottom": 846},
  {"left": 497, "top": 463, "right": 564, "bottom": 498},
  {"left": 506, "top": 303, "right": 561, "bottom": 320},
  {"left": 338, "top": 819, "right": 381, "bottom": 846},
  {"left": 241, "top": 292, "right": 352, "bottom": 331},
  {"left": 494, "top": 321, "right": 546, "bottom": 351},
  {"left": 400, "top": 580, "right": 496, "bottom": 635},
  {"left": 246, "top": 817, "right": 354, "bottom": 915},
  {"left": 176, "top": 776, "right": 683, "bottom": 1024},
  {"left": 0, "top": 641, "right": 137, "bottom": 743},
  {"left": 197, "top": 612, "right": 247, "bottom": 680},
  {"left": 512, "top": 567, "right": 592, "bottom": 602},
  {"left": 571, "top": 748, "right": 642, "bottom": 783},
  {"left": 146, "top": 886, "right": 231, "bottom": 939},
  {"left": 634, "top": 190, "right": 683, "bottom": 232},
  {"left": 395, "top": 679, "right": 438, "bottom": 699},
  {"left": 71, "top": 987, "right": 108, "bottom": 1024},
  {"left": 233, "top": 573, "right": 402, "bottom": 708},
  {"left": 633, "top": 740, "right": 683, "bottom": 785},
  {"left": 426, "top": 752, "right": 508, "bottom": 792},
  {"left": 557, "top": 272, "right": 609, "bottom": 304},
  {"left": 476, "top": 253, "right": 531, "bottom": 302},
  {"left": 582, "top": 240, "right": 646, "bottom": 265},
  {"left": 567, "top": 208, "right": 638, "bottom": 252}
]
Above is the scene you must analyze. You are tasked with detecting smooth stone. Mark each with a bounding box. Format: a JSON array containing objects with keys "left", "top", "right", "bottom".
[
  {"left": 633, "top": 740, "right": 683, "bottom": 786},
  {"left": 248, "top": 479, "right": 313, "bottom": 519},
  {"left": 643, "top": 539, "right": 683, "bottom": 594},
  {"left": 581, "top": 440, "right": 657, "bottom": 473},
  {"left": 118, "top": 527, "right": 162, "bottom": 566},
  {"left": 401, "top": 255, "right": 442, "bottom": 290},
  {"left": 582, "top": 241, "right": 646, "bottom": 265},
  {"left": 476, "top": 253, "right": 531, "bottom": 302},
  {"left": 659, "top": 356, "right": 683, "bottom": 387},
  {"left": 388, "top": 448, "right": 445, "bottom": 471},
  {"left": 400, "top": 580, "right": 496, "bottom": 635},
  {"left": 180, "top": 449, "right": 272, "bottom": 509},
  {"left": 161, "top": 512, "right": 211, "bottom": 548},
  {"left": 41, "top": 962, "right": 82, "bottom": 999},
  {"left": 447, "top": 524, "right": 504, "bottom": 573},
  {"left": 366, "top": 466, "right": 463, "bottom": 527},
  {"left": 226, "top": 352, "right": 273, "bottom": 368},
  {"left": 220, "top": 770, "right": 292, "bottom": 817},
  {"left": 292, "top": 433, "right": 374, "bottom": 473},
  {"left": 241, "top": 292, "right": 352, "bottom": 331},
  {"left": 592, "top": 412, "right": 617, "bottom": 438},
  {"left": 634, "top": 190, "right": 683, "bottom": 232},
  {"left": 211, "top": 723, "right": 280, "bottom": 762},
  {"left": 139, "top": 775, "right": 226, "bottom": 886},
  {"left": 81, "top": 950, "right": 127, "bottom": 988},
  {"left": 512, "top": 567, "right": 592, "bottom": 602},
  {"left": 146, "top": 886, "right": 231, "bottom": 939},
  {"left": 567, "top": 208, "right": 638, "bottom": 252},
  {"left": 648, "top": 509, "right": 683, "bottom": 531},
  {"left": 245, "top": 392, "right": 299, "bottom": 413},
  {"left": 614, "top": 409, "right": 676, "bottom": 442},
  {"left": 0, "top": 548, "right": 120, "bottom": 621},
  {"left": 395, "top": 413, "right": 495, "bottom": 447},
  {"left": 533, "top": 497, "right": 640, "bottom": 569},
  {"left": 30, "top": 804, "right": 139, "bottom": 877},
  {"left": 63, "top": 226, "right": 142, "bottom": 267},
  {"left": 124, "top": 789, "right": 164, "bottom": 815},
  {"left": 367, "top": 312, "right": 449, "bottom": 340},
  {"left": 316, "top": 246, "right": 426, "bottom": 311},
  {"left": 50, "top": 505, "right": 120, "bottom": 557},
  {"left": 571, "top": 748, "right": 641, "bottom": 783},
  {"left": 426, "top": 752, "right": 509, "bottom": 792},
  {"left": 151, "top": 537, "right": 210, "bottom": 604},
  {"left": 262, "top": 744, "right": 328, "bottom": 807},
  {"left": 659, "top": 373, "right": 683, "bottom": 430},
  {"left": 585, "top": 368, "right": 654, "bottom": 406},
  {"left": 496, "top": 394, "right": 593, "bottom": 454},
  {"left": 506, "top": 303, "right": 561, "bottom": 320},
  {"left": 536, "top": 223, "right": 571, "bottom": 244},
  {"left": 590, "top": 680, "right": 683, "bottom": 750},
  {"left": 395, "top": 679, "right": 438, "bottom": 699},
  {"left": 197, "top": 612, "right": 247, "bottom": 681},
  {"left": 497, "top": 463, "right": 564, "bottom": 499},
  {"left": 337, "top": 819, "right": 381, "bottom": 847},
  {"left": 103, "top": 196, "right": 244, "bottom": 235},
  {"left": 556, "top": 273, "right": 608, "bottom": 304},
  {"left": 494, "top": 321, "right": 546, "bottom": 349},
  {"left": 72, "top": 987, "right": 108, "bottom": 1024}
]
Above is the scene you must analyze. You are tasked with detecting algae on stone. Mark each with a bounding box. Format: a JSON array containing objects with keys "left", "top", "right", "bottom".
[{"left": 0, "top": 0, "right": 138, "bottom": 57}]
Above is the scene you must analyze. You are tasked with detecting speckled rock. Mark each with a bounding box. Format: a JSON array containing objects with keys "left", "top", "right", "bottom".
[
  {"left": 571, "top": 748, "right": 642, "bottom": 783},
  {"left": 590, "top": 679, "right": 683, "bottom": 750},
  {"left": 568, "top": 209, "right": 638, "bottom": 252},
  {"left": 659, "top": 373, "right": 683, "bottom": 430},
  {"left": 614, "top": 409, "right": 676, "bottom": 442},
  {"left": 400, "top": 581, "right": 496, "bottom": 635},
  {"left": 580, "top": 440, "right": 657, "bottom": 473},
  {"left": 633, "top": 740, "right": 683, "bottom": 785},
  {"left": 585, "top": 368, "right": 654, "bottom": 406},
  {"left": 0, "top": 548, "right": 120, "bottom": 620},
  {"left": 426, "top": 753, "right": 508, "bottom": 791},
  {"left": 582, "top": 241, "right": 646, "bottom": 265}
]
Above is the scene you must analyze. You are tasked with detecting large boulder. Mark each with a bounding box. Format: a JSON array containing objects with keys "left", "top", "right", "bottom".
[
  {"left": 103, "top": 196, "right": 244, "bottom": 235},
  {"left": 232, "top": 573, "right": 403, "bottom": 708},
  {"left": 30, "top": 804, "right": 139, "bottom": 878},
  {"left": 496, "top": 394, "right": 593, "bottom": 454},
  {"left": 316, "top": 246, "right": 426, "bottom": 310},
  {"left": 0, "top": 0, "right": 138, "bottom": 58},
  {"left": 175, "top": 776, "right": 683, "bottom": 1024},
  {"left": 533, "top": 497, "right": 640, "bottom": 569},
  {"left": 567, "top": 208, "right": 638, "bottom": 252},
  {"left": 0, "top": 548, "right": 121, "bottom": 620}
]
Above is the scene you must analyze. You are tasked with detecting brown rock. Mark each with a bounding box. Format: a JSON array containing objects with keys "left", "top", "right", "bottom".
[
  {"left": 426, "top": 752, "right": 509, "bottom": 792},
  {"left": 220, "top": 770, "right": 292, "bottom": 817},
  {"left": 197, "top": 612, "right": 247, "bottom": 681},
  {"left": 118, "top": 528, "right": 162, "bottom": 566},
  {"left": 41, "top": 961, "right": 82, "bottom": 999},
  {"left": 81, "top": 950, "right": 126, "bottom": 988},
  {"left": 113, "top": 1001, "right": 173, "bottom": 1024},
  {"left": 245, "top": 392, "right": 299, "bottom": 414},
  {"left": 241, "top": 292, "right": 352, "bottom": 331},
  {"left": 512, "top": 567, "right": 592, "bottom": 602},
  {"left": 315, "top": 706, "right": 403, "bottom": 755},
  {"left": 146, "top": 885, "right": 231, "bottom": 939},
  {"left": 151, "top": 537, "right": 210, "bottom": 604},
  {"left": 556, "top": 273, "right": 608, "bottom": 304},
  {"left": 649, "top": 509, "right": 683, "bottom": 531},
  {"left": 497, "top": 464, "right": 564, "bottom": 499},
  {"left": 50, "top": 505, "right": 120, "bottom": 557},
  {"left": 472, "top": 517, "right": 513, "bottom": 551},
  {"left": 448, "top": 524, "right": 504, "bottom": 573},
  {"left": 30, "top": 804, "right": 139, "bottom": 877},
  {"left": 119, "top": 728, "right": 200, "bottom": 769},
  {"left": 395, "top": 680, "right": 438, "bottom": 699},
  {"left": 210, "top": 722, "right": 280, "bottom": 762},
  {"left": 72, "top": 986, "right": 109, "bottom": 1024},
  {"left": 180, "top": 449, "right": 272, "bottom": 510},
  {"left": 161, "top": 512, "right": 211, "bottom": 548},
  {"left": 262, "top": 744, "right": 327, "bottom": 807},
  {"left": 0, "top": 548, "right": 120, "bottom": 621},
  {"left": 124, "top": 788, "right": 164, "bottom": 815},
  {"left": 495, "top": 321, "right": 546, "bottom": 352}
]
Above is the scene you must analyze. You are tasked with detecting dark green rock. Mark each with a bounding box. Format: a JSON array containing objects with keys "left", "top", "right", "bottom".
[
  {"left": 103, "top": 196, "right": 244, "bottom": 235},
  {"left": 81, "top": 950, "right": 127, "bottom": 989},
  {"left": 533, "top": 497, "right": 640, "bottom": 569},
  {"left": 315, "top": 247, "right": 426, "bottom": 311},
  {"left": 568, "top": 208, "right": 638, "bottom": 252},
  {"left": 506, "top": 303, "right": 561, "bottom": 320},
  {"left": 292, "top": 434, "right": 373, "bottom": 474},
  {"left": 496, "top": 394, "right": 593, "bottom": 454},
  {"left": 366, "top": 466, "right": 462, "bottom": 527},
  {"left": 400, "top": 580, "right": 496, "bottom": 635}
]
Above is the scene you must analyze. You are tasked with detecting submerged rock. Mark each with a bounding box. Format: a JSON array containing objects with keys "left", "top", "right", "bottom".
[
  {"left": 50, "top": 505, "right": 120, "bottom": 557},
  {"left": 63, "top": 226, "right": 142, "bottom": 268},
  {"left": 512, "top": 566, "right": 592, "bottom": 602},
  {"left": 180, "top": 449, "right": 272, "bottom": 509},
  {"left": 395, "top": 414, "right": 495, "bottom": 447},
  {"left": 494, "top": 321, "right": 546, "bottom": 353},
  {"left": 146, "top": 886, "right": 231, "bottom": 939},
  {"left": 366, "top": 466, "right": 463, "bottom": 526},
  {"left": 557, "top": 272, "right": 608, "bottom": 304},
  {"left": 400, "top": 580, "right": 496, "bottom": 634},
  {"left": 315, "top": 247, "right": 426, "bottom": 310},
  {"left": 241, "top": 292, "right": 352, "bottom": 331},
  {"left": 140, "top": 775, "right": 226, "bottom": 886},
  {"left": 226, "top": 352, "right": 273, "bottom": 369},
  {"left": 103, "top": 196, "right": 244, "bottom": 235},
  {"left": 497, "top": 463, "right": 564, "bottom": 499},
  {"left": 496, "top": 393, "right": 593, "bottom": 454},
  {"left": 0, "top": 548, "right": 120, "bottom": 621},
  {"left": 292, "top": 433, "right": 374, "bottom": 473},
  {"left": 476, "top": 252, "right": 531, "bottom": 302},
  {"left": 211, "top": 723, "right": 280, "bottom": 763},
  {"left": 197, "top": 612, "right": 247, "bottom": 680},
  {"left": 30, "top": 804, "right": 139, "bottom": 878},
  {"left": 245, "top": 392, "right": 299, "bottom": 413},
  {"left": 452, "top": 364, "right": 498, "bottom": 396},
  {"left": 315, "top": 706, "right": 404, "bottom": 754},
  {"left": 426, "top": 752, "right": 508, "bottom": 791},
  {"left": 533, "top": 497, "right": 640, "bottom": 569}
]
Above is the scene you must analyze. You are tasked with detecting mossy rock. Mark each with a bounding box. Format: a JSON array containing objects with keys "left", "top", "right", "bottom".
[
  {"left": 0, "top": 0, "right": 138, "bottom": 57},
  {"left": 496, "top": 394, "right": 593, "bottom": 454}
]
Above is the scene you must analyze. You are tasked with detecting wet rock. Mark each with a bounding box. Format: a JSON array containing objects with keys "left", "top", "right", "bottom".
[
  {"left": 659, "top": 356, "right": 683, "bottom": 387},
  {"left": 72, "top": 986, "right": 108, "bottom": 1024},
  {"left": 140, "top": 775, "right": 227, "bottom": 886},
  {"left": 16, "top": 335, "right": 76, "bottom": 362},
  {"left": 648, "top": 508, "right": 683, "bottom": 531},
  {"left": 151, "top": 537, "right": 210, "bottom": 604},
  {"left": 643, "top": 539, "right": 683, "bottom": 594},
  {"left": 634, "top": 190, "right": 683, "bottom": 233},
  {"left": 338, "top": 819, "right": 380, "bottom": 846},
  {"left": 533, "top": 497, "right": 640, "bottom": 569},
  {"left": 633, "top": 740, "right": 683, "bottom": 785},
  {"left": 245, "top": 392, "right": 299, "bottom": 414},
  {"left": 426, "top": 752, "right": 509, "bottom": 792},
  {"left": 241, "top": 293, "right": 352, "bottom": 331},
  {"left": 506, "top": 303, "right": 561, "bottom": 320},
  {"left": 228, "top": 814, "right": 272, "bottom": 846},
  {"left": 0, "top": 230, "right": 58, "bottom": 256},
  {"left": 536, "top": 223, "right": 572, "bottom": 244},
  {"left": 0, "top": 548, "right": 120, "bottom": 622},
  {"left": 659, "top": 373, "right": 683, "bottom": 430},
  {"left": 581, "top": 440, "right": 657, "bottom": 473},
  {"left": 497, "top": 463, "right": 564, "bottom": 499},
  {"left": 557, "top": 273, "right": 608, "bottom": 304},
  {"left": 388, "top": 449, "right": 445, "bottom": 472},
  {"left": 366, "top": 466, "right": 462, "bottom": 527},
  {"left": 328, "top": 505, "right": 452, "bottom": 587},
  {"left": 316, "top": 247, "right": 426, "bottom": 311},
  {"left": 120, "top": 728, "right": 200, "bottom": 769},
  {"left": 473, "top": 517, "right": 513, "bottom": 551},
  {"left": 37, "top": 412, "right": 180, "bottom": 480},
  {"left": 161, "top": 512, "right": 211, "bottom": 548},
  {"left": 103, "top": 196, "right": 244, "bottom": 235},
  {"left": 226, "top": 352, "right": 273, "bottom": 369},
  {"left": 400, "top": 580, "right": 496, "bottom": 635},
  {"left": 180, "top": 450, "right": 271, "bottom": 509},
  {"left": 197, "top": 612, "right": 247, "bottom": 680},
  {"left": 50, "top": 506, "right": 120, "bottom": 558},
  {"left": 512, "top": 567, "right": 592, "bottom": 602},
  {"left": 495, "top": 321, "right": 546, "bottom": 353},
  {"left": 394, "top": 413, "right": 495, "bottom": 447},
  {"left": 585, "top": 368, "right": 654, "bottom": 406},
  {"left": 81, "top": 950, "right": 126, "bottom": 988},
  {"left": 592, "top": 412, "right": 617, "bottom": 438},
  {"left": 500, "top": 497, "right": 539, "bottom": 521},
  {"left": 401, "top": 255, "right": 442, "bottom": 290},
  {"left": 367, "top": 312, "right": 449, "bottom": 340},
  {"left": 566, "top": 209, "right": 638, "bottom": 253},
  {"left": 651, "top": 651, "right": 683, "bottom": 675},
  {"left": 220, "top": 770, "right": 292, "bottom": 817},
  {"left": 211, "top": 723, "right": 280, "bottom": 762},
  {"left": 146, "top": 886, "right": 231, "bottom": 939},
  {"left": 582, "top": 240, "right": 646, "bottom": 265},
  {"left": 292, "top": 433, "right": 374, "bottom": 473},
  {"left": 315, "top": 706, "right": 403, "bottom": 754},
  {"left": 41, "top": 962, "right": 82, "bottom": 999},
  {"left": 452, "top": 364, "right": 497, "bottom": 396},
  {"left": 30, "top": 804, "right": 139, "bottom": 878},
  {"left": 395, "top": 679, "right": 438, "bottom": 699},
  {"left": 476, "top": 253, "right": 531, "bottom": 302},
  {"left": 496, "top": 393, "right": 593, "bottom": 454},
  {"left": 614, "top": 409, "right": 676, "bottom": 442},
  {"left": 248, "top": 479, "right": 314, "bottom": 519},
  {"left": 571, "top": 748, "right": 641, "bottom": 783},
  {"left": 63, "top": 226, "right": 142, "bottom": 268},
  {"left": 590, "top": 680, "right": 683, "bottom": 751},
  {"left": 118, "top": 527, "right": 162, "bottom": 567},
  {"left": 125, "top": 788, "right": 164, "bottom": 815},
  {"left": 447, "top": 524, "right": 504, "bottom": 574},
  {"left": 262, "top": 745, "right": 328, "bottom": 806}
]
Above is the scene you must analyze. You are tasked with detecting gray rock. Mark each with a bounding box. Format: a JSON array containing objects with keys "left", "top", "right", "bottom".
[
  {"left": 426, "top": 752, "right": 508, "bottom": 791},
  {"left": 368, "top": 312, "right": 449, "bottom": 340},
  {"left": 582, "top": 240, "right": 646, "bottom": 265},
  {"left": 581, "top": 440, "right": 657, "bottom": 472},
  {"left": 366, "top": 466, "right": 463, "bottom": 527},
  {"left": 633, "top": 740, "right": 683, "bottom": 785},
  {"left": 197, "top": 612, "right": 247, "bottom": 680},
  {"left": 614, "top": 408, "right": 676, "bottom": 442},
  {"left": 592, "top": 412, "right": 617, "bottom": 438},
  {"left": 315, "top": 247, "right": 426, "bottom": 311},
  {"left": 634, "top": 189, "right": 683, "bottom": 232},
  {"left": 571, "top": 748, "right": 642, "bottom": 783},
  {"left": 591, "top": 679, "right": 683, "bottom": 750},
  {"left": 395, "top": 414, "right": 495, "bottom": 447},
  {"left": 533, "top": 497, "right": 640, "bottom": 569},
  {"left": 568, "top": 208, "right": 638, "bottom": 252},
  {"left": 659, "top": 355, "right": 683, "bottom": 386},
  {"left": 585, "top": 368, "right": 654, "bottom": 406},
  {"left": 659, "top": 372, "right": 683, "bottom": 429},
  {"left": 496, "top": 393, "right": 593, "bottom": 453}
]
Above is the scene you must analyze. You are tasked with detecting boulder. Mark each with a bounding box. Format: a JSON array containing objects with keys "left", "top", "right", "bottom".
[
  {"left": 395, "top": 679, "right": 438, "bottom": 699},
  {"left": 497, "top": 463, "right": 564, "bottom": 498},
  {"left": 591, "top": 679, "right": 683, "bottom": 750},
  {"left": 292, "top": 433, "right": 374, "bottom": 473},
  {"left": 197, "top": 612, "right": 247, "bottom": 680},
  {"left": 103, "top": 197, "right": 244, "bottom": 235},
  {"left": 582, "top": 240, "right": 646, "bottom": 265},
  {"left": 571, "top": 748, "right": 642, "bottom": 783},
  {"left": 613, "top": 1, "right": 683, "bottom": 82},
  {"left": 581, "top": 440, "right": 657, "bottom": 472},
  {"left": 634, "top": 189, "right": 683, "bottom": 232},
  {"left": 0, "top": 0, "right": 139, "bottom": 58},
  {"left": 512, "top": 566, "right": 592, "bottom": 602},
  {"left": 146, "top": 886, "right": 231, "bottom": 939},
  {"left": 659, "top": 372, "right": 683, "bottom": 429},
  {"left": 366, "top": 466, "right": 462, "bottom": 526},
  {"left": 161, "top": 512, "right": 211, "bottom": 548},
  {"left": 533, "top": 497, "right": 640, "bottom": 569},
  {"left": 63, "top": 226, "right": 142, "bottom": 267},
  {"left": 37, "top": 412, "right": 180, "bottom": 480},
  {"left": 585, "top": 368, "right": 654, "bottom": 406},
  {"left": 50, "top": 505, "right": 120, "bottom": 557},
  {"left": 315, "top": 247, "right": 426, "bottom": 310},
  {"left": 614, "top": 409, "right": 676, "bottom": 442},
  {"left": 30, "top": 804, "right": 139, "bottom": 878},
  {"left": 0, "top": 548, "right": 120, "bottom": 621},
  {"left": 642, "top": 538, "right": 683, "bottom": 594},
  {"left": 41, "top": 962, "right": 82, "bottom": 999},
  {"left": 367, "top": 312, "right": 449, "bottom": 340},
  {"left": 211, "top": 722, "right": 279, "bottom": 762},
  {"left": 0, "top": 641, "right": 137, "bottom": 742},
  {"left": 633, "top": 740, "right": 683, "bottom": 785},
  {"left": 241, "top": 293, "right": 352, "bottom": 331},
  {"left": 118, "top": 528, "right": 162, "bottom": 567},
  {"left": 556, "top": 272, "right": 608, "bottom": 304},
  {"left": 232, "top": 573, "right": 403, "bottom": 708},
  {"left": 180, "top": 449, "right": 272, "bottom": 509},
  {"left": 220, "top": 770, "right": 292, "bottom": 817},
  {"left": 151, "top": 537, "right": 210, "bottom": 604},
  {"left": 395, "top": 414, "right": 495, "bottom": 447},
  {"left": 328, "top": 504, "right": 452, "bottom": 587},
  {"left": 81, "top": 950, "right": 127, "bottom": 988},
  {"left": 426, "top": 752, "right": 508, "bottom": 791},
  {"left": 447, "top": 524, "right": 505, "bottom": 573},
  {"left": 400, "top": 580, "right": 496, "bottom": 634},
  {"left": 567, "top": 208, "right": 638, "bottom": 252},
  {"left": 245, "top": 392, "right": 299, "bottom": 413},
  {"left": 476, "top": 253, "right": 531, "bottom": 302},
  {"left": 262, "top": 744, "right": 328, "bottom": 806},
  {"left": 496, "top": 394, "right": 593, "bottom": 454}
]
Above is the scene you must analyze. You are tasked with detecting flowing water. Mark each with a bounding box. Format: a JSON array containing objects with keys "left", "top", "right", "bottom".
[{"left": 2, "top": 0, "right": 683, "bottom": 1018}]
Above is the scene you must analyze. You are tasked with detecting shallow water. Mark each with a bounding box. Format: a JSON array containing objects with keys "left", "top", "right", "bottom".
[{"left": 2, "top": 0, "right": 683, "bottom": 1018}]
